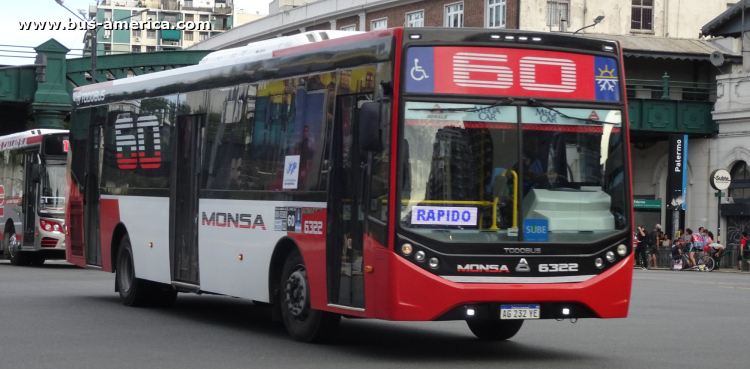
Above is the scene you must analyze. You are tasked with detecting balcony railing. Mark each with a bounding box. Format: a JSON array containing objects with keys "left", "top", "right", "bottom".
[
  {"left": 99, "top": 0, "right": 149, "bottom": 7},
  {"left": 161, "top": 0, "right": 180, "bottom": 11},
  {"left": 213, "top": 6, "right": 232, "bottom": 15},
  {"left": 626, "top": 74, "right": 716, "bottom": 135},
  {"left": 626, "top": 74, "right": 717, "bottom": 102}
]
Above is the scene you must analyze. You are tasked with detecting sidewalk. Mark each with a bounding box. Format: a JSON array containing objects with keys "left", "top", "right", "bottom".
[{"left": 634, "top": 266, "right": 750, "bottom": 273}]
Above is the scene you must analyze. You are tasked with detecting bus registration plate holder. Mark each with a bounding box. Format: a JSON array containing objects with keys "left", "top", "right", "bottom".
[{"left": 500, "top": 304, "right": 540, "bottom": 320}]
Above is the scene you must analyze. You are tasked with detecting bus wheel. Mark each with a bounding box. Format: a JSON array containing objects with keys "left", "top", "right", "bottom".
[
  {"left": 280, "top": 250, "right": 340, "bottom": 343},
  {"left": 115, "top": 235, "right": 150, "bottom": 307},
  {"left": 6, "top": 232, "right": 27, "bottom": 266},
  {"left": 466, "top": 319, "right": 524, "bottom": 341}
]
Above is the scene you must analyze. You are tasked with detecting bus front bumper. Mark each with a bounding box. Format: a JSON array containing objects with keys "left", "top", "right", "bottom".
[{"left": 369, "top": 248, "right": 633, "bottom": 321}]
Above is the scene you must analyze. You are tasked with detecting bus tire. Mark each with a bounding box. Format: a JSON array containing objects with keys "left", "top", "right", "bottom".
[
  {"left": 115, "top": 235, "right": 150, "bottom": 307},
  {"left": 6, "top": 232, "right": 27, "bottom": 266},
  {"left": 280, "top": 249, "right": 340, "bottom": 343},
  {"left": 466, "top": 319, "right": 524, "bottom": 341}
]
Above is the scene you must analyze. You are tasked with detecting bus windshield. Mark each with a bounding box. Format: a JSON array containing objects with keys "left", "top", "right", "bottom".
[
  {"left": 39, "top": 162, "right": 66, "bottom": 216},
  {"left": 400, "top": 102, "right": 627, "bottom": 244}
]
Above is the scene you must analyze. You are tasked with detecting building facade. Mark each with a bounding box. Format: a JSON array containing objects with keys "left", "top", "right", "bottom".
[
  {"left": 520, "top": 0, "right": 732, "bottom": 38},
  {"left": 189, "top": 0, "right": 521, "bottom": 50},
  {"left": 87, "top": 0, "right": 235, "bottom": 55}
]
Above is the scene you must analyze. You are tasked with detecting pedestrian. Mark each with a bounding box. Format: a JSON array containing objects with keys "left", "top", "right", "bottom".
[
  {"left": 680, "top": 228, "right": 691, "bottom": 246},
  {"left": 648, "top": 224, "right": 663, "bottom": 269},
  {"left": 636, "top": 225, "right": 648, "bottom": 270},
  {"left": 740, "top": 232, "right": 749, "bottom": 271},
  {"left": 704, "top": 230, "right": 723, "bottom": 271},
  {"left": 686, "top": 228, "right": 698, "bottom": 268}
]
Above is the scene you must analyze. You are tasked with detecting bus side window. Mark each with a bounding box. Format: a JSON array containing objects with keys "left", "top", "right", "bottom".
[{"left": 202, "top": 85, "right": 247, "bottom": 191}]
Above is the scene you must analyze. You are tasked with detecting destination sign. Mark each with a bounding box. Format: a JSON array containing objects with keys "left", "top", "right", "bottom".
[{"left": 405, "top": 46, "right": 620, "bottom": 102}]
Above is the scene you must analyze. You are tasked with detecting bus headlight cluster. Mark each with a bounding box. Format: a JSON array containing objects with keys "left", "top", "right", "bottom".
[
  {"left": 606, "top": 251, "right": 616, "bottom": 263},
  {"left": 39, "top": 219, "right": 63, "bottom": 233},
  {"left": 415, "top": 251, "right": 426, "bottom": 262}
]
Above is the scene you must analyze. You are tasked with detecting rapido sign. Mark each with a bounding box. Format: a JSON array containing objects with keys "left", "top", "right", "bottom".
[{"left": 710, "top": 169, "right": 731, "bottom": 191}]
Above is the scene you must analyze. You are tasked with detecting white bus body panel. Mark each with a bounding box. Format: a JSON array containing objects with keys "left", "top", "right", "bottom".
[
  {"left": 198, "top": 199, "right": 326, "bottom": 302},
  {"left": 104, "top": 195, "right": 172, "bottom": 284}
]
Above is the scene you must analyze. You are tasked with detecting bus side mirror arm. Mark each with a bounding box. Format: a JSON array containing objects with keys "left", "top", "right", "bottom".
[{"left": 359, "top": 102, "right": 383, "bottom": 152}]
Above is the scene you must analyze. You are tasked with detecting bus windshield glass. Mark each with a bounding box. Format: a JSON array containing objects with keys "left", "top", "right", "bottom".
[
  {"left": 400, "top": 102, "right": 627, "bottom": 244},
  {"left": 39, "top": 162, "right": 66, "bottom": 216}
]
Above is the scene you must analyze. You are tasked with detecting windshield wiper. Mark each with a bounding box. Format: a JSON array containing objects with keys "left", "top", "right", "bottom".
[
  {"left": 528, "top": 99, "right": 606, "bottom": 125},
  {"left": 408, "top": 98, "right": 514, "bottom": 112}
]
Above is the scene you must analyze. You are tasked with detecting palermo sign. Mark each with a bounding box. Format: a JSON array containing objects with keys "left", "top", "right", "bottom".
[{"left": 710, "top": 169, "right": 731, "bottom": 191}]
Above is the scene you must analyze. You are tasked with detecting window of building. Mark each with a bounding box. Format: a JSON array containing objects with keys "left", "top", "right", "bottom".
[
  {"left": 200, "top": 14, "right": 209, "bottom": 22},
  {"left": 147, "top": 11, "right": 157, "bottom": 22},
  {"left": 340, "top": 24, "right": 357, "bottom": 31},
  {"left": 104, "top": 9, "right": 112, "bottom": 22},
  {"left": 631, "top": 0, "right": 654, "bottom": 31},
  {"left": 199, "top": 32, "right": 209, "bottom": 41},
  {"left": 146, "top": 46, "right": 156, "bottom": 52},
  {"left": 132, "top": 45, "right": 141, "bottom": 53},
  {"left": 371, "top": 18, "right": 388, "bottom": 30},
  {"left": 487, "top": 0, "right": 506, "bottom": 28},
  {"left": 103, "top": 44, "right": 111, "bottom": 55},
  {"left": 547, "top": 0, "right": 569, "bottom": 27},
  {"left": 185, "top": 0, "right": 194, "bottom": 7},
  {"left": 730, "top": 161, "right": 750, "bottom": 200},
  {"left": 184, "top": 31, "right": 194, "bottom": 41},
  {"left": 185, "top": 13, "right": 194, "bottom": 22},
  {"left": 163, "top": 14, "right": 178, "bottom": 26},
  {"left": 147, "top": 29, "right": 156, "bottom": 39},
  {"left": 133, "top": 29, "right": 142, "bottom": 39},
  {"left": 406, "top": 10, "right": 424, "bottom": 27},
  {"left": 445, "top": 2, "right": 464, "bottom": 28}
]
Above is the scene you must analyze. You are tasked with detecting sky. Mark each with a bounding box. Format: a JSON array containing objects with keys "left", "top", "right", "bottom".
[{"left": 0, "top": 0, "right": 273, "bottom": 66}]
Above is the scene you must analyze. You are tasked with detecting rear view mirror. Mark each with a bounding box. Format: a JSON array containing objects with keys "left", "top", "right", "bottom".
[
  {"left": 359, "top": 102, "right": 382, "bottom": 152},
  {"left": 31, "top": 163, "right": 41, "bottom": 184}
]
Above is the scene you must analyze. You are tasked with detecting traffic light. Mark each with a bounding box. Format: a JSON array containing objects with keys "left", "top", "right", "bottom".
[{"left": 34, "top": 54, "right": 47, "bottom": 83}]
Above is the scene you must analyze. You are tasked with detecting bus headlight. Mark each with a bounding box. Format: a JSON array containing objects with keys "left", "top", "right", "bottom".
[
  {"left": 429, "top": 257, "right": 439, "bottom": 269},
  {"left": 595, "top": 258, "right": 604, "bottom": 269},
  {"left": 617, "top": 244, "right": 627, "bottom": 256},
  {"left": 606, "top": 251, "right": 616, "bottom": 263},
  {"left": 45, "top": 224, "right": 52, "bottom": 231},
  {"left": 53, "top": 224, "right": 60, "bottom": 232},
  {"left": 415, "top": 251, "right": 426, "bottom": 262},
  {"left": 401, "top": 244, "right": 413, "bottom": 255}
]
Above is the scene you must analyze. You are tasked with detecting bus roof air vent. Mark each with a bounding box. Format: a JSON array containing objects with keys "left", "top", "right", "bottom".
[{"left": 199, "top": 30, "right": 364, "bottom": 65}]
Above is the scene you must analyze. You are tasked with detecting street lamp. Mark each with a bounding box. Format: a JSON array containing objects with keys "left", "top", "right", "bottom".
[
  {"left": 573, "top": 15, "right": 605, "bottom": 35},
  {"left": 55, "top": 0, "right": 147, "bottom": 83}
]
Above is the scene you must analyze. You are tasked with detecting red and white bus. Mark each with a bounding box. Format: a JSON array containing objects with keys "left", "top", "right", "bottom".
[
  {"left": 0, "top": 129, "right": 68, "bottom": 265},
  {"left": 66, "top": 28, "right": 633, "bottom": 342}
]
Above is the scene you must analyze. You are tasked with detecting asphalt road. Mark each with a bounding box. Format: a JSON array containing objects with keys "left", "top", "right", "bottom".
[{"left": 1, "top": 261, "right": 748, "bottom": 369}]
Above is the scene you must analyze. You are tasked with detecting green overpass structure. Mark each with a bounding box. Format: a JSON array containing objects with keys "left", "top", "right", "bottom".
[{"left": 0, "top": 38, "right": 210, "bottom": 135}]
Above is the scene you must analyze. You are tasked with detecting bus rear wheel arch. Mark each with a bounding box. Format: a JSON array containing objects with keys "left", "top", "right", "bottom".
[
  {"left": 114, "top": 233, "right": 177, "bottom": 308},
  {"left": 278, "top": 248, "right": 340, "bottom": 343}
]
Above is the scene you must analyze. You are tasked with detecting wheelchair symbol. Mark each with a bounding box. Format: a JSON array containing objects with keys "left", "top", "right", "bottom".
[{"left": 411, "top": 59, "right": 429, "bottom": 81}]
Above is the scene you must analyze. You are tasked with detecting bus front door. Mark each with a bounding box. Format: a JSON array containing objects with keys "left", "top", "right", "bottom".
[
  {"left": 84, "top": 126, "right": 103, "bottom": 266},
  {"left": 22, "top": 152, "right": 37, "bottom": 246},
  {"left": 327, "top": 94, "right": 370, "bottom": 310},
  {"left": 169, "top": 115, "right": 203, "bottom": 285}
]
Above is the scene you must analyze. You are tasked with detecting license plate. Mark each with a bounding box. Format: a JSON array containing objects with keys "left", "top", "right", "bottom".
[{"left": 500, "top": 304, "right": 540, "bottom": 320}]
